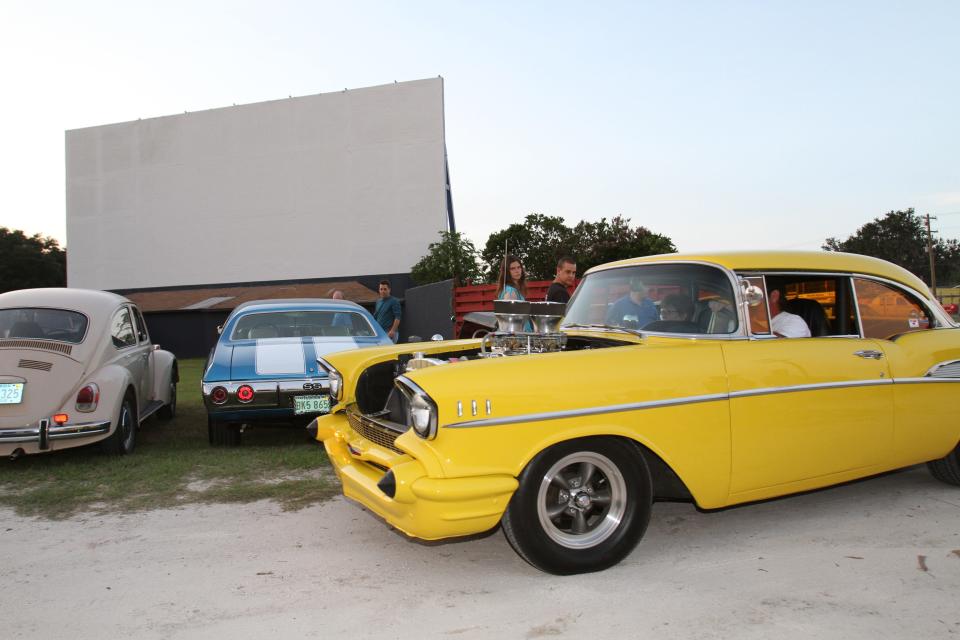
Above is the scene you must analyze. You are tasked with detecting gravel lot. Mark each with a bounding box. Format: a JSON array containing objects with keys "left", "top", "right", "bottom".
[{"left": 3, "top": 465, "right": 959, "bottom": 640}]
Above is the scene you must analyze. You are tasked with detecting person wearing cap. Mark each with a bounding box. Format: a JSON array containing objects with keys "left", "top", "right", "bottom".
[{"left": 605, "top": 277, "right": 659, "bottom": 329}]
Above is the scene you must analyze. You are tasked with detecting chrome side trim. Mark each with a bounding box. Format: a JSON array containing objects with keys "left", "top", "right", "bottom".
[
  {"left": 893, "top": 377, "right": 960, "bottom": 385},
  {"left": 728, "top": 379, "right": 892, "bottom": 400},
  {"left": 446, "top": 377, "right": 906, "bottom": 429},
  {"left": 446, "top": 392, "right": 729, "bottom": 429}
]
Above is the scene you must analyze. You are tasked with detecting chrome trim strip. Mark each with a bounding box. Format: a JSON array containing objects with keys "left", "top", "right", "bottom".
[
  {"left": 893, "top": 377, "right": 960, "bottom": 385},
  {"left": 446, "top": 377, "right": 904, "bottom": 429},
  {"left": 728, "top": 379, "right": 892, "bottom": 399},
  {"left": 446, "top": 392, "right": 730, "bottom": 429}
]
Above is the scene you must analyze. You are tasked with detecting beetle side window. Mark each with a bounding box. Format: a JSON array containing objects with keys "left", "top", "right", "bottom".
[
  {"left": 131, "top": 306, "right": 150, "bottom": 343},
  {"left": 111, "top": 308, "right": 137, "bottom": 349},
  {"left": 853, "top": 278, "right": 932, "bottom": 339}
]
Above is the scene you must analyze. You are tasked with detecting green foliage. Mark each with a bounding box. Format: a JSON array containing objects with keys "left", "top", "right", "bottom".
[
  {"left": 481, "top": 214, "right": 676, "bottom": 281},
  {"left": 410, "top": 231, "right": 483, "bottom": 285},
  {"left": 0, "top": 227, "right": 66, "bottom": 293},
  {"left": 823, "top": 208, "right": 960, "bottom": 285}
]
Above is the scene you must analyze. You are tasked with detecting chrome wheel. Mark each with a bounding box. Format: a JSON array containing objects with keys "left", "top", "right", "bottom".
[{"left": 536, "top": 451, "right": 627, "bottom": 549}]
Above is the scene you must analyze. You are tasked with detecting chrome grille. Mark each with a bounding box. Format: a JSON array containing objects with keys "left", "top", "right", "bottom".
[
  {"left": 0, "top": 340, "right": 72, "bottom": 355},
  {"left": 345, "top": 408, "right": 407, "bottom": 454},
  {"left": 18, "top": 359, "right": 52, "bottom": 372}
]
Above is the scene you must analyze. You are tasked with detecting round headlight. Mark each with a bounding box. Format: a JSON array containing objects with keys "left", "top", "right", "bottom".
[
  {"left": 328, "top": 370, "right": 342, "bottom": 400},
  {"left": 408, "top": 393, "right": 437, "bottom": 439}
]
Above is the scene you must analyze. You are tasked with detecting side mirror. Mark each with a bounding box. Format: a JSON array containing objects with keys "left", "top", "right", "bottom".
[
  {"left": 217, "top": 324, "right": 223, "bottom": 335},
  {"left": 740, "top": 279, "right": 765, "bottom": 307}
]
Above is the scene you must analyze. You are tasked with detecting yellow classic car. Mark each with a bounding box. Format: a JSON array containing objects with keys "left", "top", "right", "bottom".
[{"left": 309, "top": 251, "right": 960, "bottom": 574}]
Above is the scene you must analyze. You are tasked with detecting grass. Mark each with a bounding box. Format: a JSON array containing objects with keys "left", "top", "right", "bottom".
[{"left": 0, "top": 358, "right": 339, "bottom": 519}]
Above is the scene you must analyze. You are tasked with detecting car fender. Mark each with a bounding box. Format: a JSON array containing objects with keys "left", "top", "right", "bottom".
[
  {"left": 150, "top": 349, "right": 178, "bottom": 404},
  {"left": 77, "top": 363, "right": 137, "bottom": 433}
]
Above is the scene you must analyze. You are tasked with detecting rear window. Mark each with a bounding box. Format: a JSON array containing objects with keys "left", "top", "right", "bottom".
[
  {"left": 231, "top": 310, "right": 377, "bottom": 340},
  {"left": 0, "top": 308, "right": 89, "bottom": 344}
]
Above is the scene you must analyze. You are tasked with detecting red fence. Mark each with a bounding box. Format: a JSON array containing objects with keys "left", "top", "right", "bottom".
[{"left": 453, "top": 280, "right": 575, "bottom": 336}]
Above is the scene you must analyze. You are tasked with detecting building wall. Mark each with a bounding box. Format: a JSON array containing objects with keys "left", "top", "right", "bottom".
[{"left": 66, "top": 78, "right": 448, "bottom": 290}]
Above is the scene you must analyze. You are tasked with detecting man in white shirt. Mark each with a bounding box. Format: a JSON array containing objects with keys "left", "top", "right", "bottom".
[{"left": 768, "top": 283, "right": 811, "bottom": 338}]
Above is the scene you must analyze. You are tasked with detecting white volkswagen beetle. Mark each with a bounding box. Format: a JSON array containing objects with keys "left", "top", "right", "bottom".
[{"left": 0, "top": 288, "right": 177, "bottom": 457}]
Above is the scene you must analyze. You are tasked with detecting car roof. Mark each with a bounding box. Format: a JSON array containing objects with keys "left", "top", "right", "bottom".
[
  {"left": 0, "top": 288, "right": 131, "bottom": 315},
  {"left": 589, "top": 251, "right": 930, "bottom": 295},
  {"left": 231, "top": 298, "right": 366, "bottom": 315}
]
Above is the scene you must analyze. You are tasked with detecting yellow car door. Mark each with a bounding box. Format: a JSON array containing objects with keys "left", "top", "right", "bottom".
[{"left": 721, "top": 337, "right": 893, "bottom": 502}]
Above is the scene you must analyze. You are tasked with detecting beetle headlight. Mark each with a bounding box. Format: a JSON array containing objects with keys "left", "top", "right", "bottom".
[
  {"left": 317, "top": 357, "right": 343, "bottom": 402},
  {"left": 397, "top": 376, "right": 437, "bottom": 439}
]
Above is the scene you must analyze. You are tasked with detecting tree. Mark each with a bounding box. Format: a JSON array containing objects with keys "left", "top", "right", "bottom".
[
  {"left": 570, "top": 216, "right": 676, "bottom": 274},
  {"left": 0, "top": 227, "right": 67, "bottom": 293},
  {"left": 481, "top": 214, "right": 573, "bottom": 280},
  {"left": 410, "top": 231, "right": 483, "bottom": 286},
  {"left": 482, "top": 213, "right": 675, "bottom": 281},
  {"left": 823, "top": 208, "right": 960, "bottom": 285}
]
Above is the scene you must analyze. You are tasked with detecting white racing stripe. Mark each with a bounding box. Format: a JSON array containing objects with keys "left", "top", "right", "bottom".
[
  {"left": 255, "top": 340, "right": 306, "bottom": 375},
  {"left": 312, "top": 337, "right": 360, "bottom": 358}
]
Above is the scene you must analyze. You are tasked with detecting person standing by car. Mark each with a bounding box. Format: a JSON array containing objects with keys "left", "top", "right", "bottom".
[
  {"left": 496, "top": 255, "right": 528, "bottom": 301},
  {"left": 546, "top": 256, "right": 577, "bottom": 303},
  {"left": 374, "top": 280, "right": 402, "bottom": 343},
  {"left": 328, "top": 289, "right": 351, "bottom": 328}
]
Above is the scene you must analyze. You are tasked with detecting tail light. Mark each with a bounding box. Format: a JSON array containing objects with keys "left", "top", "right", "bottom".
[
  {"left": 76, "top": 383, "right": 99, "bottom": 412},
  {"left": 237, "top": 385, "right": 255, "bottom": 403},
  {"left": 211, "top": 386, "right": 228, "bottom": 405},
  {"left": 53, "top": 413, "right": 69, "bottom": 425}
]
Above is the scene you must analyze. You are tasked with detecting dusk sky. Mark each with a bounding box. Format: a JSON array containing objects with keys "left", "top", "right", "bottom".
[{"left": 2, "top": 0, "right": 958, "bottom": 254}]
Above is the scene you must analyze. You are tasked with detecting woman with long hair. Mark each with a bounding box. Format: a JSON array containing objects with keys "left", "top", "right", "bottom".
[{"left": 496, "top": 254, "right": 528, "bottom": 301}]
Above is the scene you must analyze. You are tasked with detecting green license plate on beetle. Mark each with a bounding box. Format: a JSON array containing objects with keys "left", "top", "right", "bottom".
[{"left": 294, "top": 395, "right": 330, "bottom": 415}]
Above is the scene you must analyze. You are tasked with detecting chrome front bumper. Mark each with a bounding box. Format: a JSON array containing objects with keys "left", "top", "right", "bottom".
[{"left": 0, "top": 418, "right": 111, "bottom": 449}]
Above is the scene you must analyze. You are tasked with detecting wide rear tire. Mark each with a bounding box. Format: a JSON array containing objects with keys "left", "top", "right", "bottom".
[
  {"left": 157, "top": 381, "right": 177, "bottom": 420},
  {"left": 501, "top": 437, "right": 652, "bottom": 575},
  {"left": 208, "top": 417, "right": 241, "bottom": 447},
  {"left": 927, "top": 443, "right": 960, "bottom": 486},
  {"left": 101, "top": 395, "right": 137, "bottom": 455}
]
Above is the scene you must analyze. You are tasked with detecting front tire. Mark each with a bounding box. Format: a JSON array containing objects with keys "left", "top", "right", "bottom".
[
  {"left": 501, "top": 437, "right": 652, "bottom": 575},
  {"left": 927, "top": 443, "right": 960, "bottom": 485}
]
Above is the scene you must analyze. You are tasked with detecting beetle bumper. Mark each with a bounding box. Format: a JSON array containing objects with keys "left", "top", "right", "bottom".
[{"left": 0, "top": 418, "right": 111, "bottom": 455}]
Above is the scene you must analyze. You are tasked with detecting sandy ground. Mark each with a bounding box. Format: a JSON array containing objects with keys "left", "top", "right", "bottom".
[{"left": 2, "top": 465, "right": 959, "bottom": 640}]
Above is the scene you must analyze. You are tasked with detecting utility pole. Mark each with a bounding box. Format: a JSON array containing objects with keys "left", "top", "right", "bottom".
[{"left": 924, "top": 213, "right": 938, "bottom": 293}]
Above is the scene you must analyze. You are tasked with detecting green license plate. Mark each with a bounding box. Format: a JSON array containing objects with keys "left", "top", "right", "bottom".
[
  {"left": 294, "top": 395, "right": 330, "bottom": 415},
  {"left": 0, "top": 383, "right": 24, "bottom": 405}
]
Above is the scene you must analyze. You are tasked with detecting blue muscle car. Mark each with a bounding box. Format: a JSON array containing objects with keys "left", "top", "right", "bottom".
[{"left": 201, "top": 298, "right": 392, "bottom": 445}]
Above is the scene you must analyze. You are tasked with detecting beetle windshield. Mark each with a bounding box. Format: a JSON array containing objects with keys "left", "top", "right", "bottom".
[
  {"left": 231, "top": 310, "right": 377, "bottom": 340},
  {"left": 0, "top": 308, "right": 89, "bottom": 343},
  {"left": 563, "top": 263, "right": 738, "bottom": 334}
]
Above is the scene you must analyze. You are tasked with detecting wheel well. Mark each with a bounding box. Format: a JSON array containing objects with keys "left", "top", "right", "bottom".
[
  {"left": 625, "top": 438, "right": 693, "bottom": 502},
  {"left": 172, "top": 361, "right": 180, "bottom": 383}
]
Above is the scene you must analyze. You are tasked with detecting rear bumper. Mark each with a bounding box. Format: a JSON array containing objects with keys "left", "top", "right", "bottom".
[
  {"left": 0, "top": 418, "right": 111, "bottom": 455},
  {"left": 314, "top": 412, "right": 517, "bottom": 540},
  {"left": 202, "top": 378, "right": 333, "bottom": 419}
]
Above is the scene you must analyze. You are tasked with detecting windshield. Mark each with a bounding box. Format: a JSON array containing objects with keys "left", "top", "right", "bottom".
[
  {"left": 563, "top": 263, "right": 739, "bottom": 335},
  {"left": 231, "top": 310, "right": 377, "bottom": 340},
  {"left": 0, "top": 308, "right": 89, "bottom": 343}
]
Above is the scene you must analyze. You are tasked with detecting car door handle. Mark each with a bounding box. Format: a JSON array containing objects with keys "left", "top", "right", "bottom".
[{"left": 854, "top": 350, "right": 884, "bottom": 360}]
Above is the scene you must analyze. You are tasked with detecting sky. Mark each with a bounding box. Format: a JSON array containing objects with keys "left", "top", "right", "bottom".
[{"left": 2, "top": 0, "right": 959, "bottom": 254}]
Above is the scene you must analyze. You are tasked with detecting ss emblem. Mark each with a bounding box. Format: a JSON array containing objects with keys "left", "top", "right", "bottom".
[{"left": 302, "top": 382, "right": 325, "bottom": 391}]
